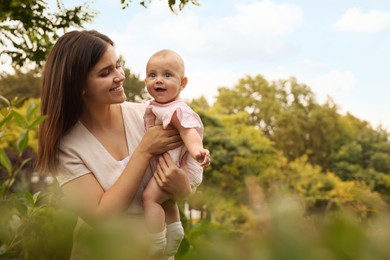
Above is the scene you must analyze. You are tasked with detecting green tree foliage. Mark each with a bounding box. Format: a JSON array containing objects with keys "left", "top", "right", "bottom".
[
  {"left": 0, "top": 69, "right": 41, "bottom": 99},
  {"left": 0, "top": 0, "right": 95, "bottom": 68},
  {"left": 190, "top": 95, "right": 210, "bottom": 110},
  {"left": 0, "top": 97, "right": 46, "bottom": 197},
  {"left": 123, "top": 67, "right": 150, "bottom": 102},
  {"left": 120, "top": 0, "right": 200, "bottom": 13},
  {"left": 329, "top": 114, "right": 390, "bottom": 197},
  {"left": 212, "top": 75, "right": 390, "bottom": 202},
  {"left": 214, "top": 75, "right": 283, "bottom": 136},
  {"left": 214, "top": 75, "right": 340, "bottom": 169},
  {"left": 188, "top": 101, "right": 279, "bottom": 228},
  {"left": 193, "top": 105, "right": 277, "bottom": 199},
  {"left": 259, "top": 156, "right": 385, "bottom": 217}
]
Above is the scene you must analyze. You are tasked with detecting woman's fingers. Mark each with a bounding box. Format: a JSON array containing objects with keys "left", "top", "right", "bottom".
[
  {"left": 142, "top": 126, "right": 183, "bottom": 155},
  {"left": 153, "top": 153, "right": 191, "bottom": 199}
]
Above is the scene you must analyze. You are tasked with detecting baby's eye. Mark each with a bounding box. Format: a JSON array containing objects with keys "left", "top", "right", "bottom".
[
  {"left": 149, "top": 73, "right": 156, "bottom": 78},
  {"left": 164, "top": 73, "right": 171, "bottom": 77}
]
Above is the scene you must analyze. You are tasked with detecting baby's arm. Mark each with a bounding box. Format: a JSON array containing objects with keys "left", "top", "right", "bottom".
[{"left": 171, "top": 112, "right": 210, "bottom": 167}]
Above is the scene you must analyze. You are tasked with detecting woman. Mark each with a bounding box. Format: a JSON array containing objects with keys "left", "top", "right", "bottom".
[{"left": 35, "top": 30, "right": 192, "bottom": 259}]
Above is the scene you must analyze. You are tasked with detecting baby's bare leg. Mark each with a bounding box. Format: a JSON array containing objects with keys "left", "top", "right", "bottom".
[
  {"left": 143, "top": 177, "right": 171, "bottom": 257},
  {"left": 143, "top": 177, "right": 171, "bottom": 232},
  {"left": 162, "top": 199, "right": 180, "bottom": 224}
]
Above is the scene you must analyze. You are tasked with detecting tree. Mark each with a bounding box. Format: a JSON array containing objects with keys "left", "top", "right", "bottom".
[
  {"left": 213, "top": 75, "right": 337, "bottom": 166},
  {"left": 194, "top": 105, "right": 277, "bottom": 199},
  {"left": 0, "top": 68, "right": 42, "bottom": 99},
  {"left": 122, "top": 67, "right": 150, "bottom": 102},
  {"left": 120, "top": 0, "right": 200, "bottom": 14},
  {"left": 258, "top": 155, "right": 385, "bottom": 217},
  {"left": 215, "top": 75, "right": 284, "bottom": 136},
  {"left": 190, "top": 95, "right": 210, "bottom": 110},
  {"left": 212, "top": 74, "right": 390, "bottom": 203},
  {"left": 0, "top": 0, "right": 95, "bottom": 68}
]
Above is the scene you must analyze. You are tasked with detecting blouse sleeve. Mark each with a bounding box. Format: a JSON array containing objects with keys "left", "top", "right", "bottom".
[{"left": 56, "top": 144, "right": 92, "bottom": 187}]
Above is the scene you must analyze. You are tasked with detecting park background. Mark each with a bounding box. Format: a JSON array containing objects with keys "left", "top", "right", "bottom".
[{"left": 1, "top": 0, "right": 390, "bottom": 259}]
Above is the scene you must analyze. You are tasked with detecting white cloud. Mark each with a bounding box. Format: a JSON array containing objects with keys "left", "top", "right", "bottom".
[
  {"left": 306, "top": 70, "right": 357, "bottom": 102},
  {"left": 116, "top": 0, "right": 303, "bottom": 70},
  {"left": 230, "top": 1, "right": 303, "bottom": 37},
  {"left": 260, "top": 59, "right": 329, "bottom": 86},
  {"left": 200, "top": 1, "right": 303, "bottom": 60},
  {"left": 181, "top": 68, "right": 243, "bottom": 103},
  {"left": 335, "top": 99, "right": 390, "bottom": 131},
  {"left": 333, "top": 8, "right": 390, "bottom": 33}
]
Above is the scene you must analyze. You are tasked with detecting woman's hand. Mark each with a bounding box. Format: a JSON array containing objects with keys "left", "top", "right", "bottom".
[
  {"left": 139, "top": 125, "right": 183, "bottom": 156},
  {"left": 154, "top": 153, "right": 192, "bottom": 200}
]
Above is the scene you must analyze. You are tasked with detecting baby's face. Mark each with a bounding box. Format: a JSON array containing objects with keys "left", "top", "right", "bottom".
[{"left": 145, "top": 53, "right": 185, "bottom": 104}]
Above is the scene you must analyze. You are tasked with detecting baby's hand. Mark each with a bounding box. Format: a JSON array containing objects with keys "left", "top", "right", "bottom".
[{"left": 195, "top": 149, "right": 211, "bottom": 168}]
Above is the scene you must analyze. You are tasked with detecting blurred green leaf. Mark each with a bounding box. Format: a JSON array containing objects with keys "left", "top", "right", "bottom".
[
  {"left": 15, "top": 158, "right": 31, "bottom": 176},
  {"left": 16, "top": 130, "right": 28, "bottom": 152},
  {"left": 25, "top": 192, "right": 35, "bottom": 207},
  {"left": 29, "top": 115, "right": 47, "bottom": 129},
  {"left": 0, "top": 148, "right": 12, "bottom": 173},
  {"left": 26, "top": 102, "right": 39, "bottom": 122},
  {"left": 0, "top": 106, "right": 9, "bottom": 115},
  {"left": 0, "top": 111, "right": 13, "bottom": 128},
  {"left": 33, "top": 192, "right": 41, "bottom": 205},
  {"left": 12, "top": 111, "right": 26, "bottom": 128}
]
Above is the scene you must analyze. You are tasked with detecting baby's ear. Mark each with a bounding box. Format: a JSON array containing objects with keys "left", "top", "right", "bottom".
[{"left": 181, "top": 76, "right": 188, "bottom": 90}]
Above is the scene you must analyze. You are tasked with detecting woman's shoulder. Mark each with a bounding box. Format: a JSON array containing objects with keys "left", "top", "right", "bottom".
[
  {"left": 121, "top": 101, "right": 147, "bottom": 116},
  {"left": 120, "top": 101, "right": 147, "bottom": 126},
  {"left": 59, "top": 121, "right": 95, "bottom": 152},
  {"left": 121, "top": 101, "right": 147, "bottom": 109}
]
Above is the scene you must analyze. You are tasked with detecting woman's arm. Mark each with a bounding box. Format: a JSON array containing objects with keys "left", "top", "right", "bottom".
[{"left": 61, "top": 125, "right": 182, "bottom": 223}]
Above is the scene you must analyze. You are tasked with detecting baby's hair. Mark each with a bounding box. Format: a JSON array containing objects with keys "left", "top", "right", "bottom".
[{"left": 149, "top": 49, "right": 185, "bottom": 76}]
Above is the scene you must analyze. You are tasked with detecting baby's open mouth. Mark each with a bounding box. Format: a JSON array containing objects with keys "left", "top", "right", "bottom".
[{"left": 155, "top": 87, "right": 166, "bottom": 92}]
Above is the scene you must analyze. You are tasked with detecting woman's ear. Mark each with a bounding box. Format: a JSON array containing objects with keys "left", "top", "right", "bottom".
[{"left": 180, "top": 76, "right": 188, "bottom": 90}]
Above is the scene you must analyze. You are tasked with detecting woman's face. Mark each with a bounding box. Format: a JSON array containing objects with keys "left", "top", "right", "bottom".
[{"left": 83, "top": 44, "right": 126, "bottom": 106}]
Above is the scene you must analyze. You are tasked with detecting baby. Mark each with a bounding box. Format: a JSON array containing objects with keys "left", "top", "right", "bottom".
[{"left": 142, "top": 49, "right": 210, "bottom": 258}]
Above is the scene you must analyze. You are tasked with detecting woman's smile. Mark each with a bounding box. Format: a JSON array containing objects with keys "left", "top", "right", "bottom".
[{"left": 110, "top": 85, "right": 124, "bottom": 92}]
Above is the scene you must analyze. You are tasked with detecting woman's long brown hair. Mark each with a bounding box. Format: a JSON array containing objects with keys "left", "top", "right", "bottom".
[{"left": 35, "top": 30, "right": 114, "bottom": 174}]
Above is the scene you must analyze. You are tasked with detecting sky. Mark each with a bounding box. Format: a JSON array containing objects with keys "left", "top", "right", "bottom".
[{"left": 13, "top": 0, "right": 390, "bottom": 130}]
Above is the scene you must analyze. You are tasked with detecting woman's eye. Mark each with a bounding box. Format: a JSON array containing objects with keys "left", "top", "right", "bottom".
[{"left": 100, "top": 70, "right": 110, "bottom": 77}]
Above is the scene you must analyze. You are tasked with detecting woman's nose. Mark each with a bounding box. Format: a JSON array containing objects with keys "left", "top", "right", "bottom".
[{"left": 114, "top": 69, "right": 126, "bottom": 82}]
